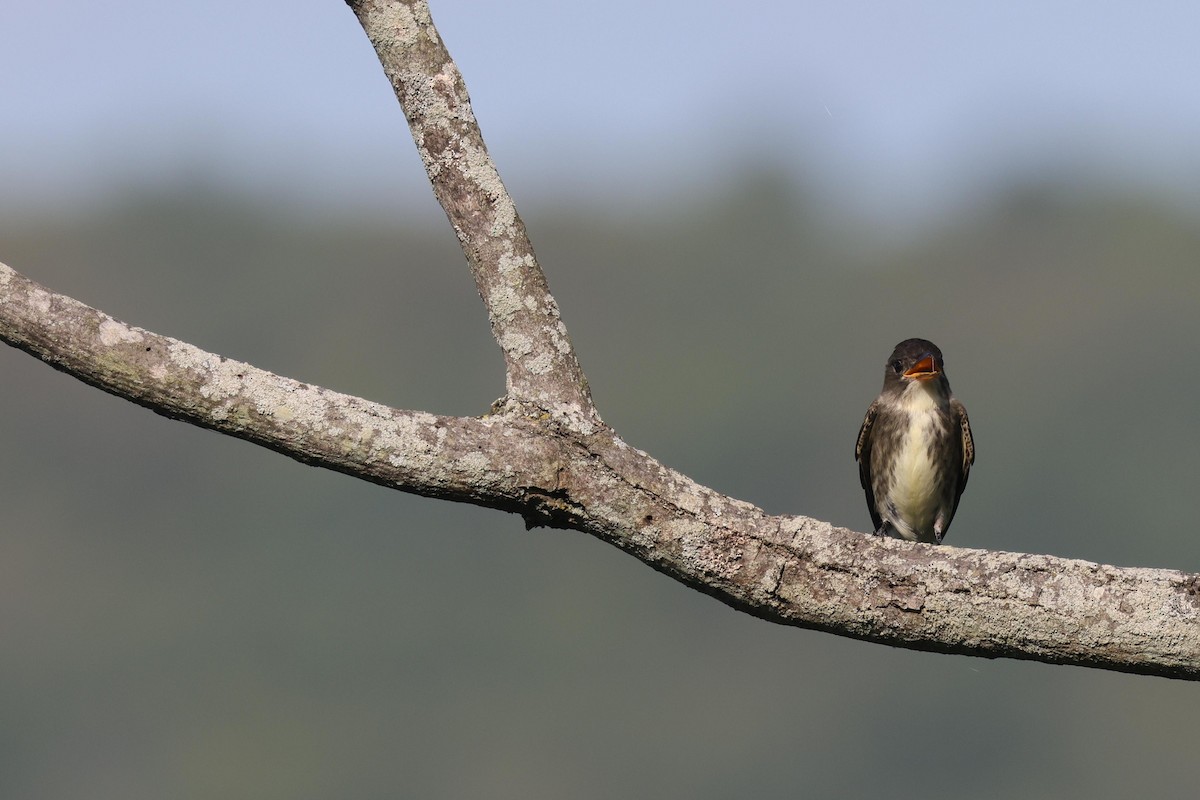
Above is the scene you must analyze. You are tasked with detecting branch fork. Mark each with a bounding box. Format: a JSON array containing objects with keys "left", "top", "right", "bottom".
[{"left": 0, "top": 0, "right": 1196, "bottom": 680}]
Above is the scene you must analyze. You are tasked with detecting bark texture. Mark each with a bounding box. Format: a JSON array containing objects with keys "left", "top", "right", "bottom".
[
  {"left": 344, "top": 0, "right": 593, "bottom": 418},
  {"left": 0, "top": 0, "right": 1197, "bottom": 680}
]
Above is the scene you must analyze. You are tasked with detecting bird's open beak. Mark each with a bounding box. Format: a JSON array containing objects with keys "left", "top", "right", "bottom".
[{"left": 904, "top": 354, "right": 941, "bottom": 381}]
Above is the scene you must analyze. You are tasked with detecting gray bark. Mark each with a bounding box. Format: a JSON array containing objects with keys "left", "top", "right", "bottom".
[{"left": 0, "top": 0, "right": 1196, "bottom": 680}]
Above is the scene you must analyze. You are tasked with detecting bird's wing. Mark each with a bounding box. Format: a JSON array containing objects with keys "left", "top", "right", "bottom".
[
  {"left": 949, "top": 397, "right": 974, "bottom": 525},
  {"left": 953, "top": 397, "right": 974, "bottom": 480},
  {"left": 855, "top": 399, "right": 883, "bottom": 531},
  {"left": 855, "top": 400, "right": 877, "bottom": 475}
]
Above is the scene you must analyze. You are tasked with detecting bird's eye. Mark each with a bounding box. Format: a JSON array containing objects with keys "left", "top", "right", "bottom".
[{"left": 890, "top": 359, "right": 904, "bottom": 374}]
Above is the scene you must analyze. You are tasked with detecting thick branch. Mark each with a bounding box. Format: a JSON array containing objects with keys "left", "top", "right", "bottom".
[
  {"left": 0, "top": 263, "right": 557, "bottom": 507},
  {"left": 1, "top": 261, "right": 1198, "bottom": 680},
  {"left": 1, "top": 1, "right": 1197, "bottom": 680},
  {"left": 346, "top": 0, "right": 594, "bottom": 419}
]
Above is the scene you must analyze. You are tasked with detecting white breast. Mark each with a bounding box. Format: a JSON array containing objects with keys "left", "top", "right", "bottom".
[{"left": 886, "top": 383, "right": 946, "bottom": 541}]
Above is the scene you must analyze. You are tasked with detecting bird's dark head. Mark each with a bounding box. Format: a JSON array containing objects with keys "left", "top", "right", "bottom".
[{"left": 882, "top": 338, "right": 947, "bottom": 390}]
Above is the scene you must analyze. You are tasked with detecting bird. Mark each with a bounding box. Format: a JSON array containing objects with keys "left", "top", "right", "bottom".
[{"left": 855, "top": 338, "right": 974, "bottom": 544}]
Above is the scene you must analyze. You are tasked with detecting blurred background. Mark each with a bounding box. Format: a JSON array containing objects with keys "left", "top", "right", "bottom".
[{"left": 3, "top": 1, "right": 1200, "bottom": 797}]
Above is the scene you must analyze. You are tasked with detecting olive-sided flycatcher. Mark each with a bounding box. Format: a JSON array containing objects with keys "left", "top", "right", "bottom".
[{"left": 855, "top": 338, "right": 975, "bottom": 544}]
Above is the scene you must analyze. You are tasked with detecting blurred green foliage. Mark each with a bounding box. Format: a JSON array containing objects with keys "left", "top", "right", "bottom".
[{"left": 2, "top": 171, "right": 1199, "bottom": 798}]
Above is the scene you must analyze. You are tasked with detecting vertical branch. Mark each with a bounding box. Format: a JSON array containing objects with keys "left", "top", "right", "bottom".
[{"left": 346, "top": 0, "right": 596, "bottom": 421}]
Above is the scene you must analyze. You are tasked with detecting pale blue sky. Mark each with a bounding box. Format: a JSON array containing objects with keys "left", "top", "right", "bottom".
[{"left": 4, "top": 1, "right": 1200, "bottom": 223}]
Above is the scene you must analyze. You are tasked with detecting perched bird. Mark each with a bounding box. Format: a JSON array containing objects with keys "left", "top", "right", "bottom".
[{"left": 855, "top": 338, "right": 974, "bottom": 544}]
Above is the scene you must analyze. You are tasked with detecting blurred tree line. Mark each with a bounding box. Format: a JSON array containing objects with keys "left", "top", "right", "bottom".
[{"left": 1, "top": 168, "right": 1198, "bottom": 798}]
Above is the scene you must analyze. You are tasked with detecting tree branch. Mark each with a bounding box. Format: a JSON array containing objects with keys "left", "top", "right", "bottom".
[
  {"left": 345, "top": 0, "right": 594, "bottom": 420},
  {"left": 1, "top": 0, "right": 1198, "bottom": 680}
]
